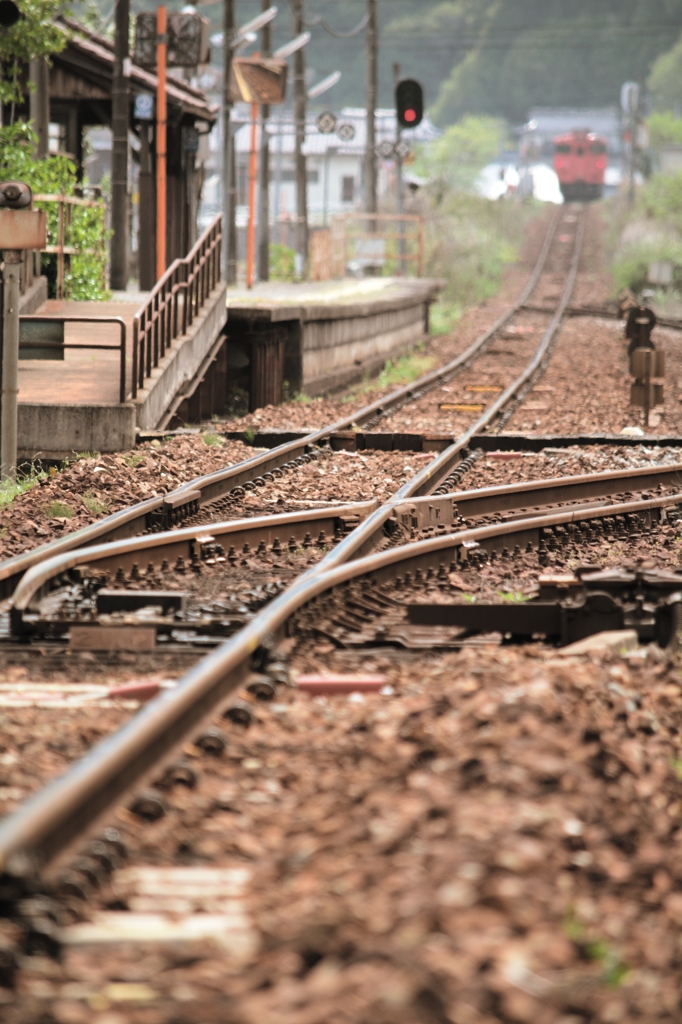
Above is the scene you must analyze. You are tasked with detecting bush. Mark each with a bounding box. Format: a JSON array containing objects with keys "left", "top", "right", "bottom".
[
  {"left": 269, "top": 243, "right": 295, "bottom": 281},
  {"left": 0, "top": 123, "right": 110, "bottom": 300}
]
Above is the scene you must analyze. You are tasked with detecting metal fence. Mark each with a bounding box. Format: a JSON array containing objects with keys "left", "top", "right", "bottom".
[
  {"left": 132, "top": 215, "right": 222, "bottom": 398},
  {"left": 33, "top": 193, "right": 105, "bottom": 300},
  {"left": 330, "top": 213, "right": 424, "bottom": 279}
]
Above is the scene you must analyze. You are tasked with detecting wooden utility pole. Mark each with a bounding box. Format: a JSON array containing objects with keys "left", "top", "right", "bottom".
[
  {"left": 257, "top": 0, "right": 272, "bottom": 282},
  {"left": 29, "top": 58, "right": 49, "bottom": 158},
  {"left": 110, "top": 0, "right": 130, "bottom": 289},
  {"left": 155, "top": 5, "right": 168, "bottom": 281},
  {"left": 365, "top": 0, "right": 377, "bottom": 215},
  {"left": 292, "top": 0, "right": 307, "bottom": 277},
  {"left": 223, "top": 0, "right": 236, "bottom": 283}
]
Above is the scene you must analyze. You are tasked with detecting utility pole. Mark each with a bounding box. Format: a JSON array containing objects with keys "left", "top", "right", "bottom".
[
  {"left": 365, "top": 0, "right": 377, "bottom": 215},
  {"left": 292, "top": 0, "right": 307, "bottom": 278},
  {"left": 29, "top": 58, "right": 49, "bottom": 159},
  {"left": 155, "top": 5, "right": 168, "bottom": 281},
  {"left": 223, "top": 0, "right": 236, "bottom": 283},
  {"left": 393, "top": 61, "right": 404, "bottom": 274},
  {"left": 111, "top": 0, "right": 130, "bottom": 290},
  {"left": 257, "top": 0, "right": 271, "bottom": 282}
]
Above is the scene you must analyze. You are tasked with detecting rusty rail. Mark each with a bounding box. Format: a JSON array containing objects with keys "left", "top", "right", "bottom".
[
  {"left": 0, "top": 207, "right": 561, "bottom": 600},
  {"left": 132, "top": 215, "right": 222, "bottom": 398}
]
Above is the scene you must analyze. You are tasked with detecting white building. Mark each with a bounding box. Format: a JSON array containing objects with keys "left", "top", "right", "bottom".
[{"left": 231, "top": 106, "right": 438, "bottom": 231}]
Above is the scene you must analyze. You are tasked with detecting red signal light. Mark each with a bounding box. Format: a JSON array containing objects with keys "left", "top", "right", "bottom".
[{"left": 396, "top": 79, "right": 424, "bottom": 129}]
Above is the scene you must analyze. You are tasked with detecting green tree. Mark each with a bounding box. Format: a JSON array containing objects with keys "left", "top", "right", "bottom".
[
  {"left": 649, "top": 32, "right": 682, "bottom": 111},
  {"left": 416, "top": 115, "right": 504, "bottom": 194},
  {"left": 0, "top": 123, "right": 109, "bottom": 300},
  {"left": 0, "top": 0, "right": 68, "bottom": 112}
]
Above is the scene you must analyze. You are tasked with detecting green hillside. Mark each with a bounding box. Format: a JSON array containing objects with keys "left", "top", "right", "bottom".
[{"left": 74, "top": 0, "right": 682, "bottom": 125}]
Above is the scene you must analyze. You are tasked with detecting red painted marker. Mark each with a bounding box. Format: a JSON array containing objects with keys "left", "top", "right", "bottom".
[{"left": 296, "top": 674, "right": 387, "bottom": 695}]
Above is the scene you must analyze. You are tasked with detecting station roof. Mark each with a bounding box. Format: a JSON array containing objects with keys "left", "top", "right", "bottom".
[{"left": 54, "top": 18, "right": 218, "bottom": 123}]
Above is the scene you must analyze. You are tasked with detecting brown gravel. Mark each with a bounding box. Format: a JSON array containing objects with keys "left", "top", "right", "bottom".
[
  {"left": 461, "top": 445, "right": 682, "bottom": 491},
  {"left": 8, "top": 641, "right": 682, "bottom": 1023},
  {"left": 0, "top": 436, "right": 256, "bottom": 562}
]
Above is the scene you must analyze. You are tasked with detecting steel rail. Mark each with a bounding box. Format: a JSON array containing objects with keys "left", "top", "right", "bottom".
[
  {"left": 0, "top": 208, "right": 563, "bottom": 600},
  {"left": 11, "top": 501, "right": 378, "bottom": 614},
  {"left": 12, "top": 459, "right": 682, "bottom": 621},
  {"left": 0, "top": 207, "right": 590, "bottom": 876},
  {"left": 0, "top": 486, "right": 678, "bottom": 877},
  {"left": 302, "top": 208, "right": 587, "bottom": 583}
]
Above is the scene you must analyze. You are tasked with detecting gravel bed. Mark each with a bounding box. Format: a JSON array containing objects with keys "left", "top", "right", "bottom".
[
  {"left": 459, "top": 445, "right": 682, "bottom": 491},
  {"left": 189, "top": 449, "right": 438, "bottom": 528},
  {"left": 8, "top": 639, "right": 682, "bottom": 1023},
  {"left": 0, "top": 703, "right": 133, "bottom": 821},
  {"left": 0, "top": 436, "right": 255, "bottom": 562}
]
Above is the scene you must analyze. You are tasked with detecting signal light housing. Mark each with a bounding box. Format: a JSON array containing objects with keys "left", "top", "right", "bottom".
[{"left": 396, "top": 78, "right": 423, "bottom": 130}]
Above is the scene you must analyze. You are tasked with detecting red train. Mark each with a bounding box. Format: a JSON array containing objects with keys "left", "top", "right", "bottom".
[{"left": 553, "top": 130, "right": 607, "bottom": 201}]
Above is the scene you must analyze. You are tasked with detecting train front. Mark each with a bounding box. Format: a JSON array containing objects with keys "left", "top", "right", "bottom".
[{"left": 553, "top": 131, "right": 607, "bottom": 201}]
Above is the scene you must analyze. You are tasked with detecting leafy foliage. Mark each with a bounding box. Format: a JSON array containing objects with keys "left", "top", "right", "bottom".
[
  {"left": 649, "top": 32, "right": 682, "bottom": 111},
  {"left": 0, "top": 0, "right": 68, "bottom": 108},
  {"left": 0, "top": 124, "right": 110, "bottom": 300},
  {"left": 648, "top": 111, "right": 682, "bottom": 148},
  {"left": 269, "top": 243, "right": 296, "bottom": 281},
  {"left": 386, "top": 0, "right": 682, "bottom": 124},
  {"left": 411, "top": 115, "right": 534, "bottom": 312},
  {"left": 415, "top": 116, "right": 504, "bottom": 194},
  {"left": 609, "top": 173, "right": 682, "bottom": 292}
]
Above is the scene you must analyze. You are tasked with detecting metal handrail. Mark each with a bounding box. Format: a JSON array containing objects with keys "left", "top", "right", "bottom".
[
  {"left": 132, "top": 215, "right": 222, "bottom": 398},
  {"left": 18, "top": 316, "right": 126, "bottom": 403}
]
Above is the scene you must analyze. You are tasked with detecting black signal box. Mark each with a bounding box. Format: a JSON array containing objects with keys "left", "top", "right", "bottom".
[{"left": 396, "top": 78, "right": 424, "bottom": 129}]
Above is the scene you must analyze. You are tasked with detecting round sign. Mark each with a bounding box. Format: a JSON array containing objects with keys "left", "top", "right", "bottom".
[
  {"left": 316, "top": 111, "right": 337, "bottom": 135},
  {"left": 377, "top": 140, "right": 395, "bottom": 159},
  {"left": 395, "top": 139, "right": 411, "bottom": 160},
  {"left": 336, "top": 122, "right": 355, "bottom": 142}
]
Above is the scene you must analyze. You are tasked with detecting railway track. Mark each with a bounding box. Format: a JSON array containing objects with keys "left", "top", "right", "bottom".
[{"left": 3, "top": 203, "right": 682, "bottom": 1019}]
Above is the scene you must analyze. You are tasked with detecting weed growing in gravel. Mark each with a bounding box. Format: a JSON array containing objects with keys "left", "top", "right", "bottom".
[
  {"left": 0, "top": 467, "right": 47, "bottom": 509},
  {"left": 430, "top": 300, "right": 461, "bottom": 336},
  {"left": 75, "top": 451, "right": 99, "bottom": 460},
  {"left": 202, "top": 433, "right": 223, "bottom": 446},
  {"left": 125, "top": 453, "right": 145, "bottom": 468},
  {"left": 82, "top": 491, "right": 109, "bottom": 515},
  {"left": 45, "top": 501, "right": 74, "bottom": 519},
  {"left": 496, "top": 590, "right": 530, "bottom": 602},
  {"left": 349, "top": 346, "right": 437, "bottom": 399},
  {"left": 243, "top": 427, "right": 256, "bottom": 445}
]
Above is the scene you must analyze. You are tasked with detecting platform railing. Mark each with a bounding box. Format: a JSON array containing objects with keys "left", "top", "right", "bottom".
[{"left": 132, "top": 215, "right": 222, "bottom": 398}]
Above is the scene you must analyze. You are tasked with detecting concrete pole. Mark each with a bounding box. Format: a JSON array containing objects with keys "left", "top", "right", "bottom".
[
  {"left": 292, "top": 0, "right": 308, "bottom": 277},
  {"left": 365, "top": 0, "right": 377, "bottom": 216},
  {"left": 257, "top": 0, "right": 272, "bottom": 282},
  {"left": 110, "top": 0, "right": 130, "bottom": 290},
  {"left": 222, "top": 0, "right": 236, "bottom": 283},
  {"left": 1, "top": 251, "right": 21, "bottom": 482},
  {"left": 29, "top": 58, "right": 49, "bottom": 159}
]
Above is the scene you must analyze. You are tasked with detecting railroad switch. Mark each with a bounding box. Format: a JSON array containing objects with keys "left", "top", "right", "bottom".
[{"left": 406, "top": 566, "right": 682, "bottom": 650}]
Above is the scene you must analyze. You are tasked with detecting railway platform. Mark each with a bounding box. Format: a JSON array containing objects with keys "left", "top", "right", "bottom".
[
  {"left": 226, "top": 276, "right": 441, "bottom": 409},
  {"left": 15, "top": 217, "right": 226, "bottom": 460}
]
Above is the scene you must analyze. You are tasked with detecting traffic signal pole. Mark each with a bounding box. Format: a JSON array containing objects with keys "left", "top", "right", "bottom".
[{"left": 365, "top": 0, "right": 377, "bottom": 216}]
